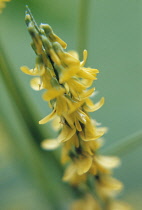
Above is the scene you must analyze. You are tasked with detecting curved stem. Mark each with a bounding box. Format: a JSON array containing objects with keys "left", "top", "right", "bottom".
[
  {"left": 77, "top": 0, "right": 90, "bottom": 58},
  {"left": 103, "top": 131, "right": 142, "bottom": 156}
]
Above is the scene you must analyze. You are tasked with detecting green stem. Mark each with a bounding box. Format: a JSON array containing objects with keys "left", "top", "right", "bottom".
[
  {"left": 103, "top": 131, "right": 142, "bottom": 156},
  {"left": 77, "top": 0, "right": 90, "bottom": 58}
]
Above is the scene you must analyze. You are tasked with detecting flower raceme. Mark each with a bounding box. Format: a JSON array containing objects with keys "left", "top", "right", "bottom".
[{"left": 21, "top": 7, "right": 130, "bottom": 210}]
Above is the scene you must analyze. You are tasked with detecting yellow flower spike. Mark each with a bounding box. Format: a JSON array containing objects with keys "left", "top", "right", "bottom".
[
  {"left": 57, "top": 124, "right": 76, "bottom": 143},
  {"left": 30, "top": 77, "right": 43, "bottom": 91},
  {"left": 21, "top": 9, "right": 128, "bottom": 209},
  {"left": 76, "top": 155, "right": 92, "bottom": 175},
  {"left": 83, "top": 97, "right": 105, "bottom": 112},
  {"left": 80, "top": 49, "right": 88, "bottom": 67},
  {"left": 41, "top": 139, "right": 60, "bottom": 150},
  {"left": 39, "top": 109, "right": 56, "bottom": 124}
]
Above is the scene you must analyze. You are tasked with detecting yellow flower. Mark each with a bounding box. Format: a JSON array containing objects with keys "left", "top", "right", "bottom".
[
  {"left": 96, "top": 175, "right": 123, "bottom": 199},
  {"left": 21, "top": 8, "right": 129, "bottom": 210},
  {"left": 62, "top": 163, "right": 87, "bottom": 186},
  {"left": 0, "top": 0, "right": 10, "bottom": 13}
]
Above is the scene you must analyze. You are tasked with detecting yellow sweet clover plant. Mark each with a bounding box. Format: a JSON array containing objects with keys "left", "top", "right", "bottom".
[
  {"left": 0, "top": 0, "right": 10, "bottom": 13},
  {"left": 21, "top": 7, "right": 131, "bottom": 210}
]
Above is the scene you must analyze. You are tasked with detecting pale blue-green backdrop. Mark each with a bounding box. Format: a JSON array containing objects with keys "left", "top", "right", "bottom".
[{"left": 0, "top": 0, "right": 142, "bottom": 209}]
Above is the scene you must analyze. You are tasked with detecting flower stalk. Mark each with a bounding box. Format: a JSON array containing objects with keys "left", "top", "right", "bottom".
[{"left": 21, "top": 7, "right": 131, "bottom": 210}]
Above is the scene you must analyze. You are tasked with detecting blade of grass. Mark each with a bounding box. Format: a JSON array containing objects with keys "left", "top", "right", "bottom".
[
  {"left": 77, "top": 0, "right": 90, "bottom": 58},
  {"left": 102, "top": 131, "right": 142, "bottom": 156}
]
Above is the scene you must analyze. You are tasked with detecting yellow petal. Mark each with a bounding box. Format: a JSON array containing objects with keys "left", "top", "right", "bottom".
[
  {"left": 30, "top": 77, "right": 43, "bottom": 91},
  {"left": 58, "top": 51, "right": 80, "bottom": 66},
  {"left": 84, "top": 67, "right": 99, "bottom": 75},
  {"left": 76, "top": 155, "right": 92, "bottom": 175},
  {"left": 62, "top": 164, "right": 76, "bottom": 181},
  {"left": 76, "top": 109, "right": 89, "bottom": 124},
  {"left": 49, "top": 48, "right": 61, "bottom": 65},
  {"left": 53, "top": 34, "right": 67, "bottom": 49},
  {"left": 80, "top": 88, "right": 95, "bottom": 99},
  {"left": 21, "top": 66, "right": 45, "bottom": 76},
  {"left": 96, "top": 176, "right": 123, "bottom": 198},
  {"left": 101, "top": 176, "right": 123, "bottom": 191},
  {"left": 52, "top": 116, "right": 62, "bottom": 131},
  {"left": 39, "top": 109, "right": 56, "bottom": 124},
  {"left": 58, "top": 124, "right": 76, "bottom": 143},
  {"left": 63, "top": 113, "right": 75, "bottom": 128},
  {"left": 75, "top": 118, "right": 82, "bottom": 131},
  {"left": 77, "top": 69, "right": 96, "bottom": 80},
  {"left": 84, "top": 97, "right": 105, "bottom": 112},
  {"left": 82, "top": 79, "right": 93, "bottom": 88},
  {"left": 41, "top": 139, "right": 60, "bottom": 150},
  {"left": 95, "top": 156, "right": 121, "bottom": 169},
  {"left": 68, "top": 50, "right": 79, "bottom": 59}
]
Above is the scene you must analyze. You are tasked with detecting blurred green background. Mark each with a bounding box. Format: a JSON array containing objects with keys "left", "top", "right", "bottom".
[{"left": 0, "top": 0, "right": 142, "bottom": 209}]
